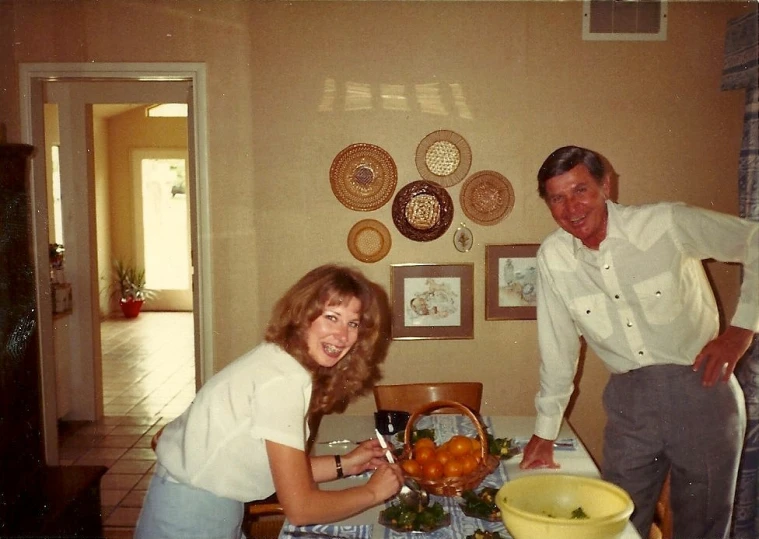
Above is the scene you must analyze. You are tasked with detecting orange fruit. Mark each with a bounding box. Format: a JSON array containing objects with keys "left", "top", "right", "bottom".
[
  {"left": 414, "top": 437, "right": 436, "bottom": 451},
  {"left": 443, "top": 458, "right": 464, "bottom": 478},
  {"left": 460, "top": 454, "right": 478, "bottom": 474},
  {"left": 401, "top": 459, "right": 422, "bottom": 477},
  {"left": 422, "top": 460, "right": 444, "bottom": 480},
  {"left": 414, "top": 446, "right": 436, "bottom": 465},
  {"left": 435, "top": 449, "right": 453, "bottom": 466},
  {"left": 449, "top": 435, "right": 473, "bottom": 457},
  {"left": 470, "top": 438, "right": 482, "bottom": 454}
]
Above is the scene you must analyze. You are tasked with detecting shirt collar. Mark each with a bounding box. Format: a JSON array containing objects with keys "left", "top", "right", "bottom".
[{"left": 571, "top": 200, "right": 627, "bottom": 257}]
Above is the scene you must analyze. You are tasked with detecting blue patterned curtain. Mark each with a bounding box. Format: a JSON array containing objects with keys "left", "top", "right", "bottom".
[{"left": 721, "top": 10, "right": 759, "bottom": 539}]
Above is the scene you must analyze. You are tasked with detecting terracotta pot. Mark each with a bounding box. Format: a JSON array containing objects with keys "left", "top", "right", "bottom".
[{"left": 120, "top": 298, "right": 144, "bottom": 319}]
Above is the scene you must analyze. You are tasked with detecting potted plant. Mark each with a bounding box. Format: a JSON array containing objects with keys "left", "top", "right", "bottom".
[{"left": 110, "top": 260, "right": 157, "bottom": 318}]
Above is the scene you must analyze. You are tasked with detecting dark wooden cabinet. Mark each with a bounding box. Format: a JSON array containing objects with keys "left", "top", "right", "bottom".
[
  {"left": 0, "top": 143, "right": 44, "bottom": 519},
  {"left": 0, "top": 143, "right": 106, "bottom": 537}
]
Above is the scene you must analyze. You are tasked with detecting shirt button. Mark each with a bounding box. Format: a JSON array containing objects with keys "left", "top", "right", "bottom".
[
  {"left": 655, "top": 291, "right": 662, "bottom": 297},
  {"left": 586, "top": 310, "right": 591, "bottom": 314},
  {"left": 604, "top": 264, "right": 610, "bottom": 270},
  {"left": 614, "top": 294, "right": 620, "bottom": 299},
  {"left": 626, "top": 321, "right": 633, "bottom": 327},
  {"left": 638, "top": 351, "right": 644, "bottom": 356}
]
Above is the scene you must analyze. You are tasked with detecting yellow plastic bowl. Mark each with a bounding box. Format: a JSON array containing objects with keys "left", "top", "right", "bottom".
[{"left": 495, "top": 474, "right": 634, "bottom": 539}]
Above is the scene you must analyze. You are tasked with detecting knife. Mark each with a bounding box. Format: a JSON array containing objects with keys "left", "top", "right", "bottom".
[{"left": 374, "top": 428, "right": 396, "bottom": 463}]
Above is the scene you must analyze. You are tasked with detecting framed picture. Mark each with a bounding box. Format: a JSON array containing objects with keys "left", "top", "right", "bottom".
[
  {"left": 485, "top": 244, "right": 539, "bottom": 320},
  {"left": 390, "top": 263, "right": 474, "bottom": 340}
]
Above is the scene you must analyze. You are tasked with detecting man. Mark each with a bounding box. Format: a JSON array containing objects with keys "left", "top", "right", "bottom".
[{"left": 519, "top": 145, "right": 758, "bottom": 538}]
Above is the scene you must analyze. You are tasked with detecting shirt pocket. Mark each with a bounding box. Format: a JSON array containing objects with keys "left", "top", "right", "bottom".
[
  {"left": 569, "top": 293, "right": 613, "bottom": 341},
  {"left": 632, "top": 271, "right": 682, "bottom": 325}
]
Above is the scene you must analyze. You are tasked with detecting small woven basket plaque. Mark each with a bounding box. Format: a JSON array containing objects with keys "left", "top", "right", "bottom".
[
  {"left": 460, "top": 170, "right": 515, "bottom": 226},
  {"left": 415, "top": 130, "right": 472, "bottom": 188},
  {"left": 391, "top": 180, "right": 454, "bottom": 242},
  {"left": 347, "top": 219, "right": 391, "bottom": 263},
  {"left": 330, "top": 143, "right": 398, "bottom": 211}
]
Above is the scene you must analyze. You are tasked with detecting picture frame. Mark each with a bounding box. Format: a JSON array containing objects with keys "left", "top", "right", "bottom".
[
  {"left": 390, "top": 263, "right": 474, "bottom": 340},
  {"left": 485, "top": 244, "right": 539, "bottom": 320}
]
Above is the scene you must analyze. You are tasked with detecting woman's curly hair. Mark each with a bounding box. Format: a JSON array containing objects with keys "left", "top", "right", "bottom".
[{"left": 264, "top": 264, "right": 383, "bottom": 416}]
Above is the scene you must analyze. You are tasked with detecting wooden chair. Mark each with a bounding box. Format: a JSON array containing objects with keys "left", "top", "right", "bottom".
[
  {"left": 649, "top": 472, "right": 672, "bottom": 539},
  {"left": 242, "top": 495, "right": 285, "bottom": 539},
  {"left": 373, "top": 382, "right": 483, "bottom": 414}
]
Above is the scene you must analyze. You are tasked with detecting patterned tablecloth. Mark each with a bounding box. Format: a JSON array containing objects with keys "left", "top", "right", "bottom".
[{"left": 280, "top": 415, "right": 522, "bottom": 539}]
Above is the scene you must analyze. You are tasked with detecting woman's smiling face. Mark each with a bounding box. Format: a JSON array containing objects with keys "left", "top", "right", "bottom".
[{"left": 306, "top": 296, "right": 362, "bottom": 368}]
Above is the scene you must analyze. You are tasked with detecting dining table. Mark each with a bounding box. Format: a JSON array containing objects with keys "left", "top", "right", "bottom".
[{"left": 278, "top": 413, "right": 642, "bottom": 539}]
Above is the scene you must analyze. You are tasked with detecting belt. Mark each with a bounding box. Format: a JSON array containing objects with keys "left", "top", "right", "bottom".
[{"left": 155, "top": 462, "right": 180, "bottom": 483}]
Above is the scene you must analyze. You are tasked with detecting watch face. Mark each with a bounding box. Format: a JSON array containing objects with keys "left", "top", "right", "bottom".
[{"left": 453, "top": 224, "right": 473, "bottom": 253}]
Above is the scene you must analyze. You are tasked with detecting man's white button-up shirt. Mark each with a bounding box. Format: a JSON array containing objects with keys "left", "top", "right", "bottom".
[{"left": 534, "top": 201, "right": 759, "bottom": 440}]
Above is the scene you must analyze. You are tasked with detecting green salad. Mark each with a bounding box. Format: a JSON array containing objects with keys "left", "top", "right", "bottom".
[
  {"left": 379, "top": 501, "right": 449, "bottom": 532},
  {"left": 486, "top": 433, "right": 518, "bottom": 459},
  {"left": 543, "top": 506, "right": 590, "bottom": 519},
  {"left": 460, "top": 487, "right": 501, "bottom": 521},
  {"left": 465, "top": 531, "right": 504, "bottom": 539}
]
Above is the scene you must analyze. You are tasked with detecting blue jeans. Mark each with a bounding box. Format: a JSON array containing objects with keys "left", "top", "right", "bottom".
[{"left": 135, "top": 465, "right": 244, "bottom": 539}]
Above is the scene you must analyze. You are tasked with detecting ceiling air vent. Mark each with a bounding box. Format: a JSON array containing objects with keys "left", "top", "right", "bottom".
[{"left": 583, "top": 0, "right": 668, "bottom": 41}]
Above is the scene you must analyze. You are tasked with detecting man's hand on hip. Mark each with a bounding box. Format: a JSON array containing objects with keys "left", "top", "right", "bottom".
[{"left": 693, "top": 325, "right": 755, "bottom": 386}]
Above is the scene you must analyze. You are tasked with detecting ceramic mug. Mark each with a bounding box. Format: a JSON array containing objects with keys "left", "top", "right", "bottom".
[{"left": 374, "top": 409, "right": 411, "bottom": 436}]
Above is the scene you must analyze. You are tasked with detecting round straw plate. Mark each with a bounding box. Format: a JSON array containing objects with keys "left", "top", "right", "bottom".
[
  {"left": 347, "top": 219, "right": 392, "bottom": 263},
  {"left": 392, "top": 180, "right": 454, "bottom": 242},
  {"left": 330, "top": 143, "right": 398, "bottom": 211},
  {"left": 459, "top": 170, "right": 515, "bottom": 226},
  {"left": 415, "top": 130, "right": 472, "bottom": 188}
]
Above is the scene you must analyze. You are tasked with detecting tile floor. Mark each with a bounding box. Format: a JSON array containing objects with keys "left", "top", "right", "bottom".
[{"left": 57, "top": 311, "right": 196, "bottom": 538}]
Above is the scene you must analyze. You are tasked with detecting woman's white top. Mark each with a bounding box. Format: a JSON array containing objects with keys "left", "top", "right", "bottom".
[{"left": 156, "top": 342, "right": 313, "bottom": 502}]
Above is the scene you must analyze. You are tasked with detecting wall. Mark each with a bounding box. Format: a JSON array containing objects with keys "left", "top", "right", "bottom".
[
  {"left": 93, "top": 113, "right": 111, "bottom": 316},
  {"left": 2, "top": 0, "right": 752, "bottom": 464},
  {"left": 0, "top": 1, "right": 18, "bottom": 141}
]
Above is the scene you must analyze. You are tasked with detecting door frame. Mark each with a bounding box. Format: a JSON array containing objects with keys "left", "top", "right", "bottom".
[{"left": 18, "top": 63, "right": 214, "bottom": 463}]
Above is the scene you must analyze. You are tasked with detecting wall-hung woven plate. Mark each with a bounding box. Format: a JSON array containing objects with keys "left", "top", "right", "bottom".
[
  {"left": 415, "top": 130, "right": 472, "bottom": 188},
  {"left": 347, "top": 219, "right": 392, "bottom": 263},
  {"left": 330, "top": 143, "right": 398, "bottom": 211},
  {"left": 459, "top": 170, "right": 515, "bottom": 226},
  {"left": 392, "top": 180, "right": 454, "bottom": 242}
]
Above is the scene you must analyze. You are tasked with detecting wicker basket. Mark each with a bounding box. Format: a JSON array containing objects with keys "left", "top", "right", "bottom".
[{"left": 399, "top": 399, "right": 500, "bottom": 497}]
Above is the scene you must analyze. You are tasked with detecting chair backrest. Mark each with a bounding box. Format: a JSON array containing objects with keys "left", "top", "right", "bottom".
[{"left": 373, "top": 382, "right": 483, "bottom": 414}]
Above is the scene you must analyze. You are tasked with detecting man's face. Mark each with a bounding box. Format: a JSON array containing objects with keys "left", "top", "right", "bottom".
[{"left": 544, "top": 164, "right": 611, "bottom": 250}]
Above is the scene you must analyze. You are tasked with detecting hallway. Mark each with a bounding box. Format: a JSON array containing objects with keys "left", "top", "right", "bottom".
[{"left": 57, "top": 312, "right": 195, "bottom": 538}]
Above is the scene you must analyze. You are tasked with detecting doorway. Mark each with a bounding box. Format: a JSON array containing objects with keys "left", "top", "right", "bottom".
[
  {"left": 19, "top": 63, "right": 214, "bottom": 464},
  {"left": 131, "top": 147, "right": 193, "bottom": 311}
]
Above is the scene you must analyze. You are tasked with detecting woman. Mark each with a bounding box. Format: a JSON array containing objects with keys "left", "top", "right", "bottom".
[{"left": 135, "top": 264, "right": 403, "bottom": 539}]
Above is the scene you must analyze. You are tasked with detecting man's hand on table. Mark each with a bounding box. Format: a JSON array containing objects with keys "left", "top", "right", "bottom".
[{"left": 519, "top": 434, "right": 560, "bottom": 469}]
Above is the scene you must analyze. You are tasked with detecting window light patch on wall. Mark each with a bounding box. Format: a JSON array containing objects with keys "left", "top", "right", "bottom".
[
  {"left": 146, "top": 103, "right": 188, "bottom": 117},
  {"left": 583, "top": 0, "right": 668, "bottom": 42}
]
